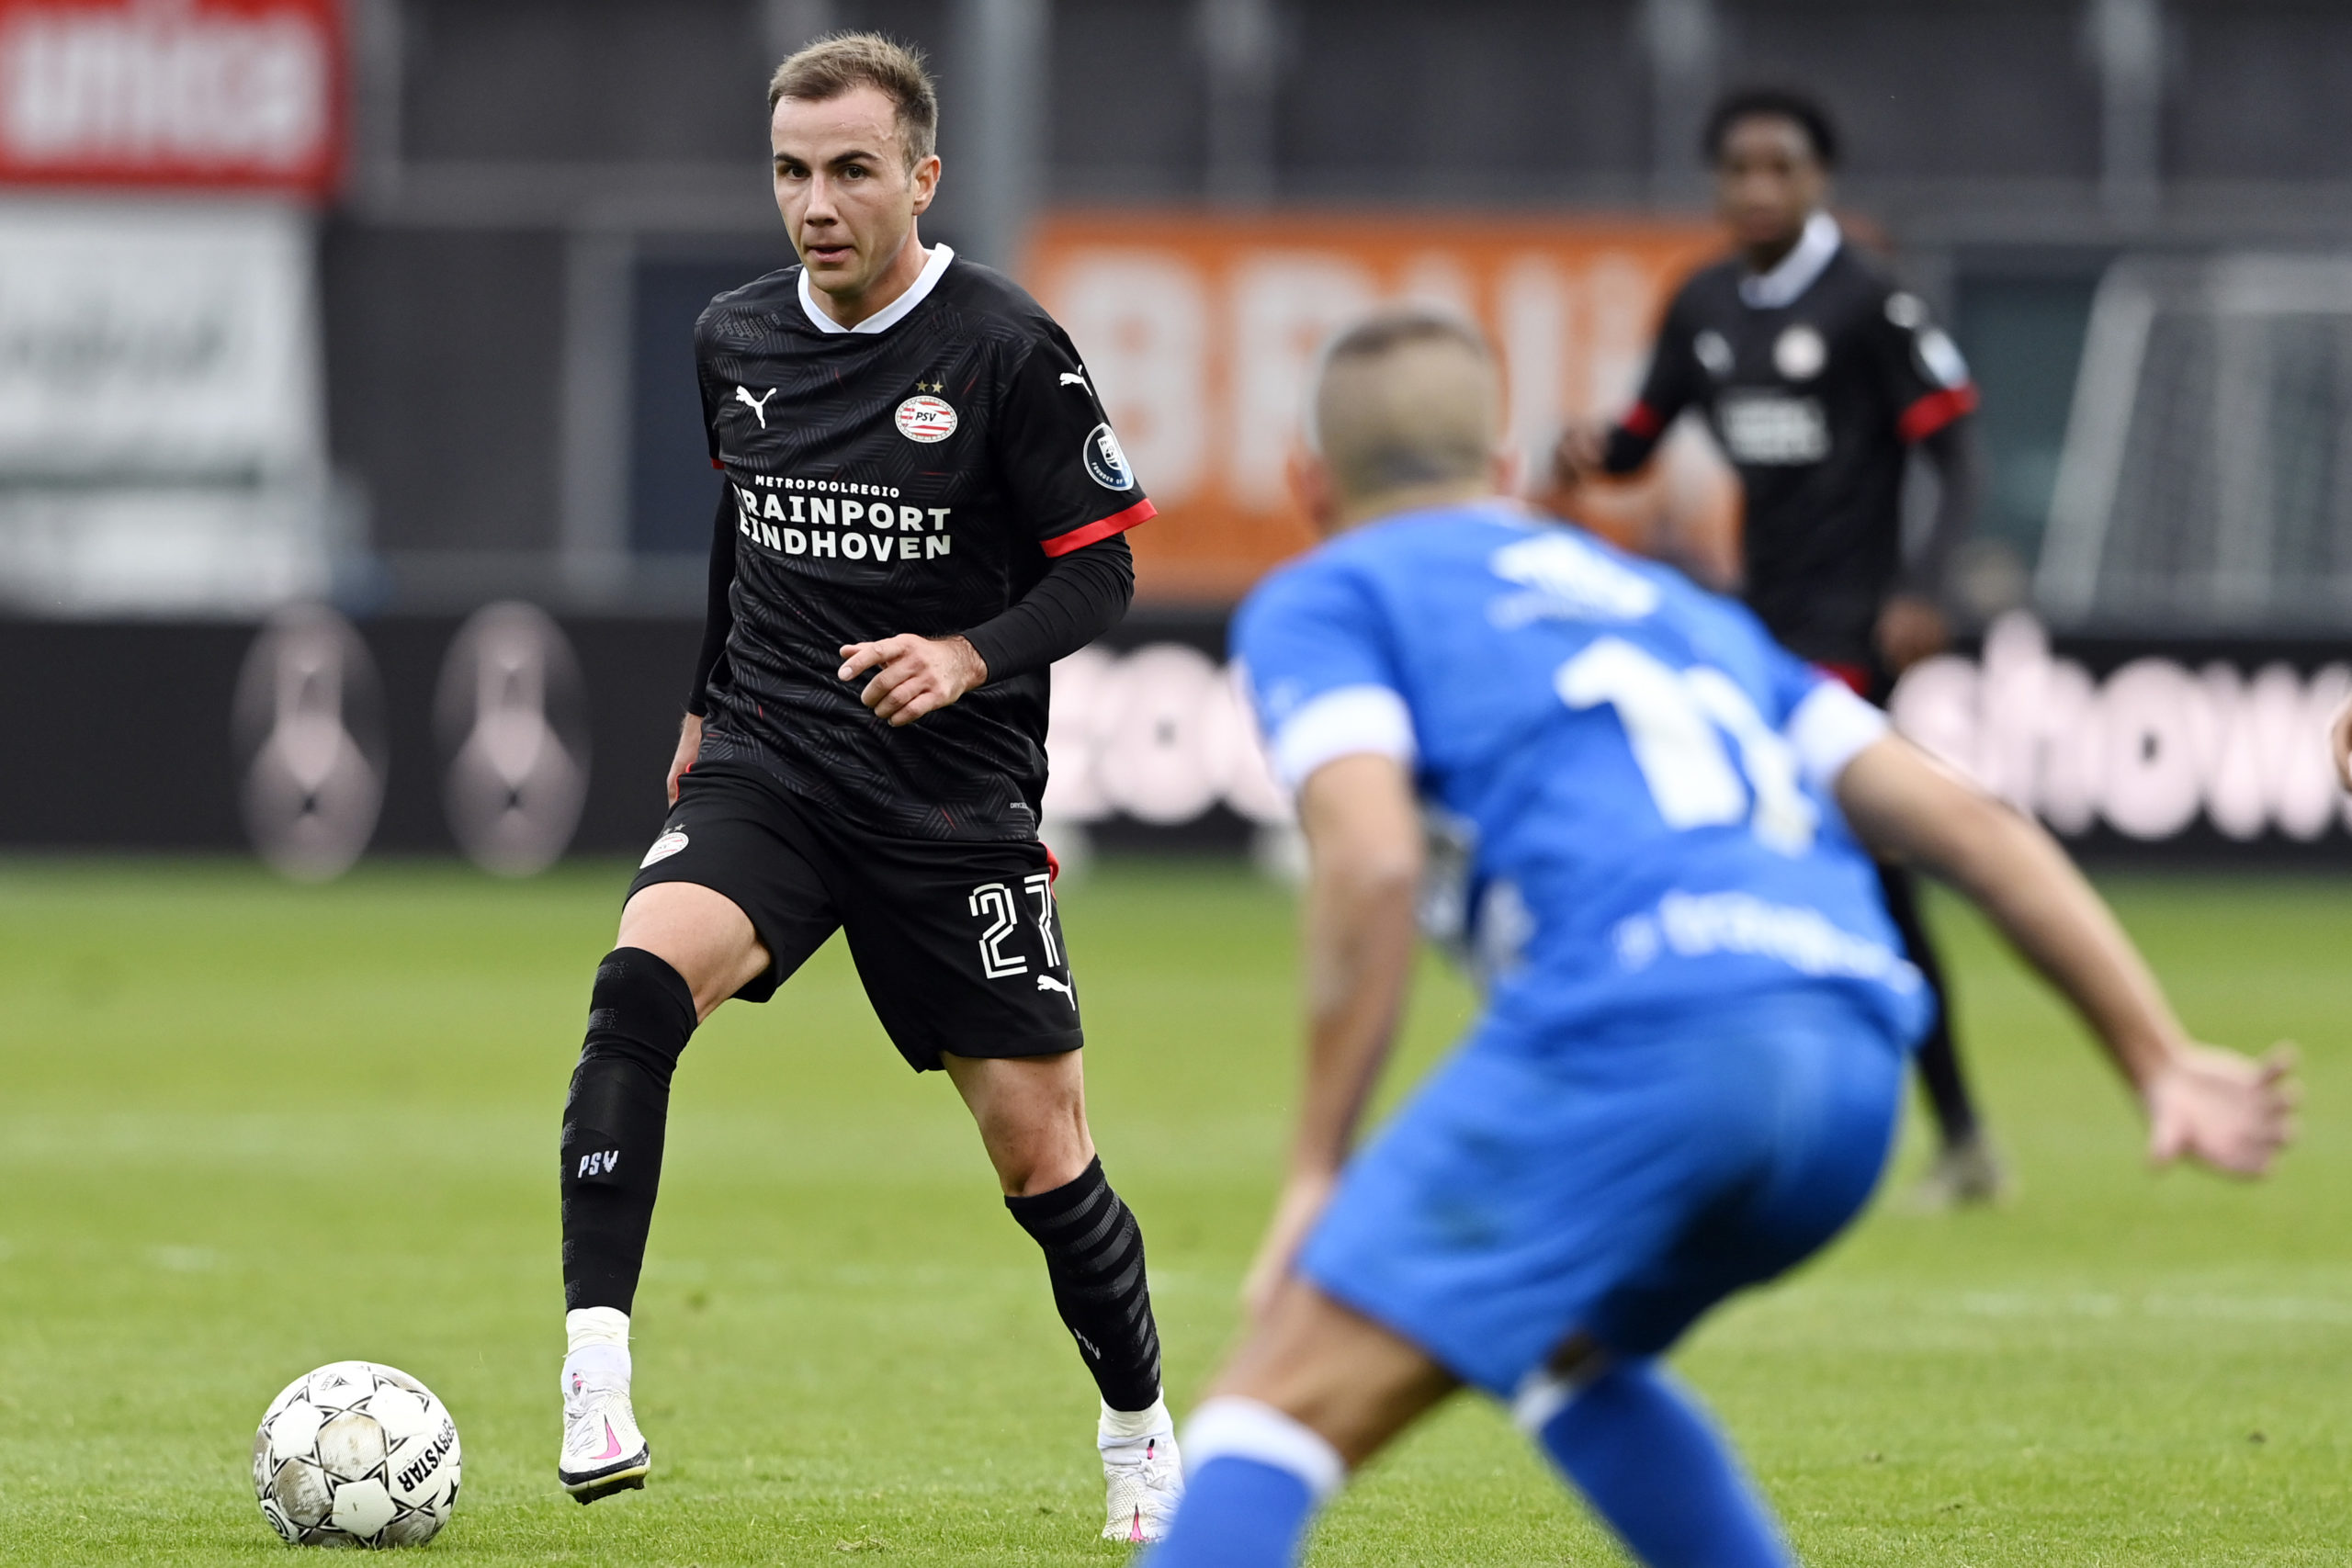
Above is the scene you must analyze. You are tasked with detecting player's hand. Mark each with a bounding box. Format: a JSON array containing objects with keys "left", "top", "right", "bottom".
[
  {"left": 1240, "top": 1168, "right": 1336, "bottom": 1324},
  {"left": 837, "top": 634, "right": 988, "bottom": 728},
  {"left": 1551, "top": 420, "right": 1611, "bottom": 490},
  {"left": 666, "top": 713, "right": 703, "bottom": 807},
  {"left": 2143, "top": 1042, "right": 2298, "bottom": 1178},
  {"left": 1874, "top": 592, "right": 1950, "bottom": 673},
  {"left": 2330, "top": 693, "right": 2352, "bottom": 793}
]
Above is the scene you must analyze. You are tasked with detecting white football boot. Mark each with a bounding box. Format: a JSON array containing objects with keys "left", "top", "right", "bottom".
[
  {"left": 559, "top": 1366, "right": 651, "bottom": 1504},
  {"left": 1099, "top": 1398, "right": 1183, "bottom": 1543}
]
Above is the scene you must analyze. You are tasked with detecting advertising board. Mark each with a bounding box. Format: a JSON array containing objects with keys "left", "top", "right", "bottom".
[
  {"left": 1026, "top": 211, "right": 1737, "bottom": 601},
  {"left": 0, "top": 198, "right": 330, "bottom": 611},
  {"left": 0, "top": 0, "right": 341, "bottom": 197},
  {"left": 5, "top": 613, "right": 2349, "bottom": 864}
]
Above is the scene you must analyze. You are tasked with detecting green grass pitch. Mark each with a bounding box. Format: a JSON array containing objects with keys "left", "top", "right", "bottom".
[{"left": 2, "top": 856, "right": 2347, "bottom": 1564}]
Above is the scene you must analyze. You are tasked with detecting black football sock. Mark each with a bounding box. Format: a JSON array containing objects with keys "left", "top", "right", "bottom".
[
  {"left": 560, "top": 947, "right": 697, "bottom": 1314},
  {"left": 1005, "top": 1156, "right": 1163, "bottom": 1413},
  {"left": 1876, "top": 862, "right": 1981, "bottom": 1145}
]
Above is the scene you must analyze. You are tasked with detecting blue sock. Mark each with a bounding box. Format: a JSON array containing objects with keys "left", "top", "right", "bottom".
[
  {"left": 1143, "top": 1456, "right": 1317, "bottom": 1568},
  {"left": 1533, "top": 1359, "right": 1792, "bottom": 1568}
]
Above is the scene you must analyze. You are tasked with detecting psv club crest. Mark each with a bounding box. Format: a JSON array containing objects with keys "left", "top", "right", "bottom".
[{"left": 896, "top": 392, "right": 957, "bottom": 443}]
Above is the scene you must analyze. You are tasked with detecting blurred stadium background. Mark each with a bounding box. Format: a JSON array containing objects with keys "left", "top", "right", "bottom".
[
  {"left": 9, "top": 7, "right": 2352, "bottom": 1563},
  {"left": 3, "top": 0, "right": 2351, "bottom": 869}
]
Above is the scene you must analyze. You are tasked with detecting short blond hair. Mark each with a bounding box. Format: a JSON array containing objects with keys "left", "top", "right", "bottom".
[
  {"left": 1310, "top": 310, "right": 1501, "bottom": 503},
  {"left": 767, "top": 32, "right": 938, "bottom": 169}
]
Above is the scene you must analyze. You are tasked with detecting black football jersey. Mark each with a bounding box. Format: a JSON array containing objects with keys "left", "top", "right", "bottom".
[
  {"left": 1610, "top": 235, "right": 1976, "bottom": 668},
  {"left": 690, "top": 245, "right": 1154, "bottom": 841}
]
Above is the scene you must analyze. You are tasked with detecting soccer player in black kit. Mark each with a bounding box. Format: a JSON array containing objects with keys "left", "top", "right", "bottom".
[
  {"left": 1558, "top": 87, "right": 2003, "bottom": 1204},
  {"left": 552, "top": 35, "right": 1182, "bottom": 1541}
]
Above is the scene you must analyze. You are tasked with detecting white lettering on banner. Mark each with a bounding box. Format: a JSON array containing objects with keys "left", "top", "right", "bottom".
[
  {"left": 1499, "top": 258, "right": 1568, "bottom": 481},
  {"left": 1229, "top": 254, "right": 1380, "bottom": 507},
  {"left": 1041, "top": 240, "right": 1717, "bottom": 520},
  {"left": 1890, "top": 612, "right": 2352, "bottom": 842},
  {"left": 1043, "top": 644, "right": 1288, "bottom": 828},
  {"left": 0, "top": 2, "right": 334, "bottom": 175}
]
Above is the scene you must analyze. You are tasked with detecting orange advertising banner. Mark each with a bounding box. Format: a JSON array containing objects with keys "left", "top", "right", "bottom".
[{"left": 1026, "top": 210, "right": 1740, "bottom": 603}]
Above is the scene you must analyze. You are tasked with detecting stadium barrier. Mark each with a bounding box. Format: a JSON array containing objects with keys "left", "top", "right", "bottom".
[{"left": 5, "top": 608, "right": 2347, "bottom": 867}]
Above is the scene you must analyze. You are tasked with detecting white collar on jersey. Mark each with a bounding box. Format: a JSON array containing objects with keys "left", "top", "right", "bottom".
[
  {"left": 797, "top": 241, "right": 956, "bottom": 334},
  {"left": 1737, "top": 211, "right": 1840, "bottom": 310}
]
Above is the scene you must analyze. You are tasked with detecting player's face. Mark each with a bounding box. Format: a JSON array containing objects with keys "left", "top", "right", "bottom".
[
  {"left": 771, "top": 85, "right": 941, "bottom": 302},
  {"left": 1713, "top": 115, "right": 1826, "bottom": 253}
]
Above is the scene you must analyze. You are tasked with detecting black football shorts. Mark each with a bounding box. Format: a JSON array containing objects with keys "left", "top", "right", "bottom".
[{"left": 625, "top": 761, "right": 1082, "bottom": 1072}]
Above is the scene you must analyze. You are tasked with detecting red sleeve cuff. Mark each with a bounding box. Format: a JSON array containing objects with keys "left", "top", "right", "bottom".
[
  {"left": 1040, "top": 497, "right": 1156, "bottom": 558},
  {"left": 1813, "top": 660, "right": 1873, "bottom": 698},
  {"left": 1897, "top": 385, "right": 1978, "bottom": 443},
  {"left": 1620, "top": 400, "right": 1665, "bottom": 441}
]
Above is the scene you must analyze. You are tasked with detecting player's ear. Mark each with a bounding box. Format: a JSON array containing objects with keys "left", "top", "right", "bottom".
[
  {"left": 909, "top": 153, "right": 941, "bottom": 214},
  {"left": 1287, "top": 444, "right": 1341, "bottom": 536}
]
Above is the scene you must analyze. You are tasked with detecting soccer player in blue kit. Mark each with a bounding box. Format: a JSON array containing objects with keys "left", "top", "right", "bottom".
[{"left": 1144, "top": 311, "right": 2297, "bottom": 1568}]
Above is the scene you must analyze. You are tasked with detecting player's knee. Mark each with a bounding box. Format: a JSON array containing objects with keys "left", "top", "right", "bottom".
[
  {"left": 984, "top": 1113, "right": 1093, "bottom": 1196},
  {"left": 615, "top": 883, "right": 763, "bottom": 1016},
  {"left": 572, "top": 947, "right": 697, "bottom": 1092}
]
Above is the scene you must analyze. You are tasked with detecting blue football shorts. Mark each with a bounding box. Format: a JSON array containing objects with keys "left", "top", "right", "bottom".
[{"left": 1297, "top": 988, "right": 1907, "bottom": 1397}]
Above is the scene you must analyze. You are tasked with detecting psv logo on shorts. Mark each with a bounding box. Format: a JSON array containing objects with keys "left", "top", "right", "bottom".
[
  {"left": 640, "top": 828, "right": 688, "bottom": 868},
  {"left": 896, "top": 395, "right": 957, "bottom": 443}
]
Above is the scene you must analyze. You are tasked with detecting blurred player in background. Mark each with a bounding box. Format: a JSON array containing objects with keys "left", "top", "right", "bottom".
[
  {"left": 553, "top": 34, "right": 1182, "bottom": 1541},
  {"left": 1556, "top": 87, "right": 2000, "bottom": 1204},
  {"left": 1145, "top": 310, "right": 2294, "bottom": 1568}
]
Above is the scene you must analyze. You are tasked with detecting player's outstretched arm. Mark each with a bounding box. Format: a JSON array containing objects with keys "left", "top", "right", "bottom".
[
  {"left": 1834, "top": 735, "right": 2297, "bottom": 1178},
  {"left": 1240, "top": 752, "right": 1425, "bottom": 1320}
]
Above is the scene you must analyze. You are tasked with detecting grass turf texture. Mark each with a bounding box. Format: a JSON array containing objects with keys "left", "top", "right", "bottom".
[{"left": 0, "top": 857, "right": 2346, "bottom": 1565}]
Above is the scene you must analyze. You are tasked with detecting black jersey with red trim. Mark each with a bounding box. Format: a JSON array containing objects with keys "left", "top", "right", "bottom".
[
  {"left": 691, "top": 245, "right": 1154, "bottom": 841},
  {"left": 1603, "top": 239, "right": 1975, "bottom": 666}
]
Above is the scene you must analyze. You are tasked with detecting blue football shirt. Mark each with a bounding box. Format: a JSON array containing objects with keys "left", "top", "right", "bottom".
[{"left": 1233, "top": 501, "right": 1930, "bottom": 1049}]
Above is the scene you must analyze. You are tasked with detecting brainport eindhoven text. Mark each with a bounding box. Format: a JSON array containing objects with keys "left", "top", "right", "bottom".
[{"left": 733, "top": 475, "right": 952, "bottom": 560}]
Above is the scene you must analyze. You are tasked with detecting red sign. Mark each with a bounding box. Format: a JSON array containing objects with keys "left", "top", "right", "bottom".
[
  {"left": 1026, "top": 211, "right": 1738, "bottom": 603},
  {"left": 0, "top": 0, "right": 342, "bottom": 196}
]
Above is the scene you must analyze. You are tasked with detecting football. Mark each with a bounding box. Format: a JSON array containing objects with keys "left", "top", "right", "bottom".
[{"left": 251, "top": 1361, "right": 462, "bottom": 1548}]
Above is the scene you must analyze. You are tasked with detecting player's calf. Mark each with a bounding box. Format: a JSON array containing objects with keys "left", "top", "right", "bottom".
[
  {"left": 556, "top": 947, "right": 696, "bottom": 1501},
  {"left": 1521, "top": 1355, "right": 1792, "bottom": 1568},
  {"left": 1002, "top": 1156, "right": 1183, "bottom": 1540}
]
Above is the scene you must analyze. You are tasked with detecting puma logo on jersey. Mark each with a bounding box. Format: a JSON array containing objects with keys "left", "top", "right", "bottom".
[
  {"left": 577, "top": 1149, "right": 621, "bottom": 1179},
  {"left": 1058, "top": 371, "right": 1090, "bottom": 392},
  {"left": 734, "top": 385, "right": 777, "bottom": 427},
  {"left": 1035, "top": 974, "right": 1075, "bottom": 1004}
]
